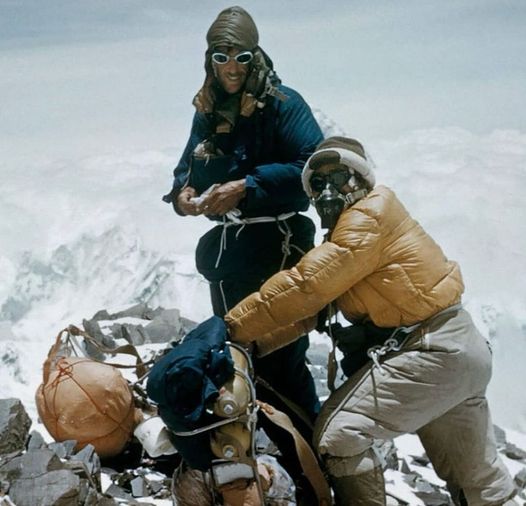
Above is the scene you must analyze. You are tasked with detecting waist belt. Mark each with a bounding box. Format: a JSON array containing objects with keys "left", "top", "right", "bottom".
[
  {"left": 408, "top": 302, "right": 462, "bottom": 340},
  {"left": 213, "top": 211, "right": 303, "bottom": 315},
  {"left": 367, "top": 303, "right": 462, "bottom": 374},
  {"left": 224, "top": 210, "right": 297, "bottom": 226}
]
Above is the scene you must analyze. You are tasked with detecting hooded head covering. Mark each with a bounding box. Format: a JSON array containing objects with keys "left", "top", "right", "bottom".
[
  {"left": 302, "top": 137, "right": 376, "bottom": 198},
  {"left": 193, "top": 6, "right": 282, "bottom": 126},
  {"left": 206, "top": 6, "right": 259, "bottom": 51}
]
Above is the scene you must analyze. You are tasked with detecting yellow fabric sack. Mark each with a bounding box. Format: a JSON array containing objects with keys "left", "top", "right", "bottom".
[{"left": 35, "top": 329, "right": 138, "bottom": 458}]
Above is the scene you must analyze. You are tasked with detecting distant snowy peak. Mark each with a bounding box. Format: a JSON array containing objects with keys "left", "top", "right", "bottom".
[
  {"left": 0, "top": 226, "right": 210, "bottom": 325},
  {"left": 312, "top": 108, "right": 348, "bottom": 138}
]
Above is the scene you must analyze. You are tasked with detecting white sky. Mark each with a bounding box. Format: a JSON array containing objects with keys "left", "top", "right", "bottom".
[{"left": 1, "top": 0, "right": 525, "bottom": 164}]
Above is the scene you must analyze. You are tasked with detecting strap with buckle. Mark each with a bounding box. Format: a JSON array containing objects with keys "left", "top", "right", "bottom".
[{"left": 366, "top": 303, "right": 462, "bottom": 374}]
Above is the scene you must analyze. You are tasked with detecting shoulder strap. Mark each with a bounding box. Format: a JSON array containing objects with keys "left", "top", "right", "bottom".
[
  {"left": 258, "top": 401, "right": 332, "bottom": 506},
  {"left": 66, "top": 324, "right": 152, "bottom": 380},
  {"left": 315, "top": 302, "right": 339, "bottom": 393}
]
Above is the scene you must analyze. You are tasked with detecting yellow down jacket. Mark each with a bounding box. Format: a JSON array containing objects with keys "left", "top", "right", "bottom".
[{"left": 225, "top": 186, "right": 464, "bottom": 356}]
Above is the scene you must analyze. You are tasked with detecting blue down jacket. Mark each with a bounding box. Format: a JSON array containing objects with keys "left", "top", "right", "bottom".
[
  {"left": 146, "top": 317, "right": 234, "bottom": 470},
  {"left": 164, "top": 84, "right": 323, "bottom": 219}
]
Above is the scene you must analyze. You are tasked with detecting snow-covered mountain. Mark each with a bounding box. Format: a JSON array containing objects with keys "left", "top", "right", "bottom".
[{"left": 0, "top": 226, "right": 209, "bottom": 326}]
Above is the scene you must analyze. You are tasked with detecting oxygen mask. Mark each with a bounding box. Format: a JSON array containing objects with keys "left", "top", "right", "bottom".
[{"left": 313, "top": 182, "right": 347, "bottom": 230}]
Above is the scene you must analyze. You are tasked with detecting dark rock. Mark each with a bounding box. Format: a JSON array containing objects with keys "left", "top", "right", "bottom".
[
  {"left": 405, "top": 468, "right": 455, "bottom": 505},
  {"left": 414, "top": 478, "right": 436, "bottom": 493},
  {"left": 414, "top": 489, "right": 451, "bottom": 506},
  {"left": 112, "top": 303, "right": 151, "bottom": 320},
  {"left": 149, "top": 306, "right": 166, "bottom": 319},
  {"left": 148, "top": 480, "right": 163, "bottom": 494},
  {"left": 145, "top": 309, "right": 183, "bottom": 343},
  {"left": 78, "top": 478, "right": 91, "bottom": 504},
  {"left": 504, "top": 442, "right": 526, "bottom": 461},
  {"left": 62, "top": 440, "right": 78, "bottom": 458},
  {"left": 63, "top": 459, "right": 100, "bottom": 492},
  {"left": 48, "top": 442, "right": 67, "bottom": 460},
  {"left": 105, "top": 483, "right": 133, "bottom": 500},
  {"left": 108, "top": 323, "right": 124, "bottom": 340},
  {"left": 92, "top": 309, "right": 111, "bottom": 321},
  {"left": 152, "top": 485, "right": 171, "bottom": 499},
  {"left": 412, "top": 454, "right": 431, "bottom": 466},
  {"left": 48, "top": 440, "right": 77, "bottom": 460},
  {"left": 85, "top": 488, "right": 109, "bottom": 506},
  {"left": 0, "top": 479, "right": 10, "bottom": 497},
  {"left": 72, "top": 443, "right": 96, "bottom": 462},
  {"left": 114, "top": 469, "right": 136, "bottom": 488},
  {"left": 179, "top": 316, "right": 198, "bottom": 336},
  {"left": 101, "top": 467, "right": 118, "bottom": 478},
  {"left": 493, "top": 425, "right": 507, "bottom": 450},
  {"left": 71, "top": 444, "right": 101, "bottom": 477},
  {"left": 514, "top": 467, "right": 526, "bottom": 489},
  {"left": 130, "top": 476, "right": 148, "bottom": 497},
  {"left": 399, "top": 457, "right": 412, "bottom": 474},
  {"left": 0, "top": 450, "right": 22, "bottom": 469},
  {"left": 94, "top": 496, "right": 120, "bottom": 506},
  {"left": 82, "top": 319, "right": 108, "bottom": 359},
  {"left": 27, "top": 430, "right": 47, "bottom": 451},
  {"left": 121, "top": 324, "right": 146, "bottom": 345},
  {"left": 9, "top": 469, "right": 80, "bottom": 506},
  {"left": 377, "top": 439, "right": 398, "bottom": 470},
  {"left": 402, "top": 472, "right": 419, "bottom": 486},
  {"left": 0, "top": 449, "right": 62, "bottom": 481},
  {"left": 0, "top": 399, "right": 32, "bottom": 455},
  {"left": 82, "top": 318, "right": 105, "bottom": 341}
]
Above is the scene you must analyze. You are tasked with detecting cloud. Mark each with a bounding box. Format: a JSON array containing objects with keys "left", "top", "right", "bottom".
[{"left": 1, "top": 0, "right": 525, "bottom": 164}]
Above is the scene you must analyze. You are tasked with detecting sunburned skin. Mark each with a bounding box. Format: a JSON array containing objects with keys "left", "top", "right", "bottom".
[{"left": 212, "top": 46, "right": 250, "bottom": 95}]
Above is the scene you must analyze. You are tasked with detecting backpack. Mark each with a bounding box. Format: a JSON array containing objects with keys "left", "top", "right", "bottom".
[{"left": 35, "top": 327, "right": 142, "bottom": 458}]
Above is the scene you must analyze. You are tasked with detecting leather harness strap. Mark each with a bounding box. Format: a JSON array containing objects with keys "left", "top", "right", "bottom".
[{"left": 258, "top": 401, "right": 333, "bottom": 506}]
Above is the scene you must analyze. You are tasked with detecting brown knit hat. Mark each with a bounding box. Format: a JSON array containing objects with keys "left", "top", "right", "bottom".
[
  {"left": 206, "top": 6, "right": 259, "bottom": 50},
  {"left": 302, "top": 136, "right": 376, "bottom": 197}
]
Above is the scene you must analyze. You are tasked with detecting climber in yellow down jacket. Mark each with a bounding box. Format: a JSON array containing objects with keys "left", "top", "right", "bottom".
[{"left": 225, "top": 137, "right": 516, "bottom": 505}]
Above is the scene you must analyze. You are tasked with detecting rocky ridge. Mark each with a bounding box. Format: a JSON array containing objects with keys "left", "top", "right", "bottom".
[{"left": 1, "top": 305, "right": 525, "bottom": 505}]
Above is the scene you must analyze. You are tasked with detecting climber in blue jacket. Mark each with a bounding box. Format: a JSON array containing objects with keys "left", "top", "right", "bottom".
[{"left": 162, "top": 6, "right": 322, "bottom": 491}]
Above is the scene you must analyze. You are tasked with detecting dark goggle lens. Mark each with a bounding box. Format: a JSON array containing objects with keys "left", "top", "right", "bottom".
[
  {"left": 211, "top": 53, "right": 229, "bottom": 64},
  {"left": 310, "top": 176, "right": 327, "bottom": 193},
  {"left": 310, "top": 171, "right": 349, "bottom": 193},
  {"left": 211, "top": 51, "right": 253, "bottom": 65},
  {"left": 235, "top": 51, "right": 254, "bottom": 64}
]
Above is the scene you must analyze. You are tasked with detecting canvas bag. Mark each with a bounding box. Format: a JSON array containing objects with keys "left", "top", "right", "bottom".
[{"left": 35, "top": 326, "right": 142, "bottom": 458}]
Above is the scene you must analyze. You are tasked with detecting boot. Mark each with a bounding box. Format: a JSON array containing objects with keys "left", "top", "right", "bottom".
[{"left": 330, "top": 466, "right": 386, "bottom": 506}]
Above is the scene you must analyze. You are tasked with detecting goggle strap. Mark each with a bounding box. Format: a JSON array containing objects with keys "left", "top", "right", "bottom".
[{"left": 344, "top": 189, "right": 368, "bottom": 205}]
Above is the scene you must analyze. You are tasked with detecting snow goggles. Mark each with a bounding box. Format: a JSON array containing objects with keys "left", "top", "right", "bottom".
[
  {"left": 211, "top": 51, "right": 254, "bottom": 65},
  {"left": 310, "top": 170, "right": 350, "bottom": 193}
]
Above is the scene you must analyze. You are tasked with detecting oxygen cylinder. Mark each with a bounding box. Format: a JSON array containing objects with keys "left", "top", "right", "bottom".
[
  {"left": 213, "top": 346, "right": 251, "bottom": 418},
  {"left": 210, "top": 421, "right": 251, "bottom": 459}
]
